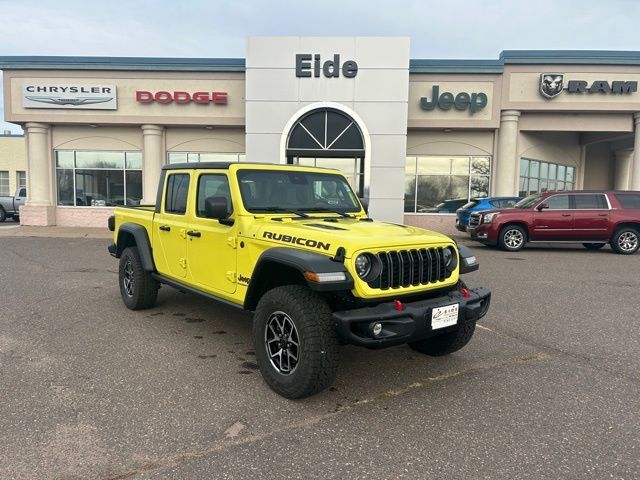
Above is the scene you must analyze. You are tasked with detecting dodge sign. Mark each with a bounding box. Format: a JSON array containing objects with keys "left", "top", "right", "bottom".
[{"left": 22, "top": 84, "right": 117, "bottom": 110}]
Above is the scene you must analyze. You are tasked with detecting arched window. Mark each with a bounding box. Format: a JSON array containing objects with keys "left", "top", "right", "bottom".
[{"left": 286, "top": 108, "right": 365, "bottom": 195}]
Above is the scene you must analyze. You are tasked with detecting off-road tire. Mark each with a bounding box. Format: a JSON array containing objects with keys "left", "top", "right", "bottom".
[
  {"left": 610, "top": 227, "right": 640, "bottom": 255},
  {"left": 498, "top": 224, "right": 527, "bottom": 252},
  {"left": 253, "top": 285, "right": 339, "bottom": 399},
  {"left": 0, "top": 207, "right": 6, "bottom": 223},
  {"left": 119, "top": 247, "right": 159, "bottom": 310},
  {"left": 408, "top": 321, "right": 476, "bottom": 356},
  {"left": 583, "top": 243, "right": 606, "bottom": 250}
]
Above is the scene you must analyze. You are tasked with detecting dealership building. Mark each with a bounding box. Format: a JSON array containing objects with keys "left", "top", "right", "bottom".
[{"left": 2, "top": 37, "right": 640, "bottom": 230}]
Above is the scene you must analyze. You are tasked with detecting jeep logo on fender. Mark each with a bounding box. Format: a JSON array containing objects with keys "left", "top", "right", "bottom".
[
  {"left": 263, "top": 231, "right": 331, "bottom": 251},
  {"left": 420, "top": 85, "right": 488, "bottom": 114}
]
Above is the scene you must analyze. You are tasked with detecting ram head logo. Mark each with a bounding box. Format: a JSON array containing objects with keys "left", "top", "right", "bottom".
[{"left": 539, "top": 74, "right": 564, "bottom": 99}]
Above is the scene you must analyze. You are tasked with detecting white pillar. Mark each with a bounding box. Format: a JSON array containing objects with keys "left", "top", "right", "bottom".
[
  {"left": 494, "top": 110, "right": 521, "bottom": 196},
  {"left": 20, "top": 122, "right": 55, "bottom": 226},
  {"left": 141, "top": 125, "right": 165, "bottom": 204},
  {"left": 630, "top": 113, "right": 640, "bottom": 191},
  {"left": 614, "top": 150, "right": 632, "bottom": 190}
]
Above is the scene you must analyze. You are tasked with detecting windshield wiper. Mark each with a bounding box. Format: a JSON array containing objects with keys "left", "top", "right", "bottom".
[
  {"left": 250, "top": 207, "right": 309, "bottom": 218},
  {"left": 299, "top": 207, "right": 354, "bottom": 218}
]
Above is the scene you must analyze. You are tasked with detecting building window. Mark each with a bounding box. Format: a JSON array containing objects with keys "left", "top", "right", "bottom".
[
  {"left": 16, "top": 171, "right": 26, "bottom": 188},
  {"left": 55, "top": 150, "right": 142, "bottom": 207},
  {"left": 290, "top": 157, "right": 364, "bottom": 196},
  {"left": 0, "top": 171, "right": 9, "bottom": 195},
  {"left": 404, "top": 156, "right": 491, "bottom": 213},
  {"left": 167, "top": 152, "right": 245, "bottom": 164},
  {"left": 519, "top": 158, "right": 575, "bottom": 197}
]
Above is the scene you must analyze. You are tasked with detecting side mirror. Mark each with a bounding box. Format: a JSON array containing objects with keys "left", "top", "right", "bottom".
[
  {"left": 536, "top": 203, "right": 549, "bottom": 211},
  {"left": 359, "top": 197, "right": 369, "bottom": 214},
  {"left": 204, "top": 196, "right": 230, "bottom": 220}
]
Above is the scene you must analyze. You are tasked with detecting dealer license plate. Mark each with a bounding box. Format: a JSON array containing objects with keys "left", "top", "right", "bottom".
[{"left": 431, "top": 303, "right": 459, "bottom": 330}]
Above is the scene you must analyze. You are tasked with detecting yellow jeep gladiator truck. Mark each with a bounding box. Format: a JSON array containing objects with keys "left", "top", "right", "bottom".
[{"left": 108, "top": 163, "right": 490, "bottom": 398}]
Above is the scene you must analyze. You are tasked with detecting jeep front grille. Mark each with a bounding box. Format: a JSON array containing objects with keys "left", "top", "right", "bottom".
[
  {"left": 469, "top": 213, "right": 481, "bottom": 227},
  {"left": 367, "top": 248, "right": 452, "bottom": 290}
]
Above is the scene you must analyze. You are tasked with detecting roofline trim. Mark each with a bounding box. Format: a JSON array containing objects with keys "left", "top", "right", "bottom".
[{"left": 3, "top": 50, "right": 640, "bottom": 74}]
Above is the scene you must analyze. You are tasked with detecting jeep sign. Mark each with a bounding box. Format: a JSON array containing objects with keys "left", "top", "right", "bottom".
[{"left": 420, "top": 86, "right": 487, "bottom": 114}]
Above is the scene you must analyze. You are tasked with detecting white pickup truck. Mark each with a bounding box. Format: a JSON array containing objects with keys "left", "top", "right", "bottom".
[{"left": 0, "top": 187, "right": 26, "bottom": 222}]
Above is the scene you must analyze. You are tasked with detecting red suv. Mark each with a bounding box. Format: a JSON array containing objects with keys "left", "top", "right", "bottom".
[{"left": 467, "top": 191, "right": 640, "bottom": 254}]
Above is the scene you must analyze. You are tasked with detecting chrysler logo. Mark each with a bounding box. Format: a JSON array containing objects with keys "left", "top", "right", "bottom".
[
  {"left": 24, "top": 96, "right": 113, "bottom": 106},
  {"left": 540, "top": 73, "right": 564, "bottom": 99}
]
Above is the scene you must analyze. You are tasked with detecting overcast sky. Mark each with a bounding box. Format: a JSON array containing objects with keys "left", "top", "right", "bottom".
[{"left": 2, "top": 0, "right": 640, "bottom": 133}]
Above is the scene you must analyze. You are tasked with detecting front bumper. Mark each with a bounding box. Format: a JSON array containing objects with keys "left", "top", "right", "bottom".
[
  {"left": 332, "top": 287, "right": 491, "bottom": 348},
  {"left": 467, "top": 225, "right": 498, "bottom": 246}
]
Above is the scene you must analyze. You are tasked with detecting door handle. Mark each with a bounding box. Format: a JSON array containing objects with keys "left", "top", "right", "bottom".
[
  {"left": 598, "top": 213, "right": 608, "bottom": 216},
  {"left": 561, "top": 214, "right": 571, "bottom": 217},
  {"left": 159, "top": 225, "right": 171, "bottom": 232},
  {"left": 187, "top": 230, "right": 201, "bottom": 238}
]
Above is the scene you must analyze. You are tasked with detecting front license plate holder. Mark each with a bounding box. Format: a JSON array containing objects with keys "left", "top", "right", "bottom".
[{"left": 431, "top": 303, "right": 459, "bottom": 330}]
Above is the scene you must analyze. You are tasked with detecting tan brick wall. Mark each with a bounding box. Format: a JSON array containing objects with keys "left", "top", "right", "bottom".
[
  {"left": 404, "top": 214, "right": 459, "bottom": 236},
  {"left": 56, "top": 207, "right": 113, "bottom": 228},
  {"left": 0, "top": 135, "right": 27, "bottom": 195}
]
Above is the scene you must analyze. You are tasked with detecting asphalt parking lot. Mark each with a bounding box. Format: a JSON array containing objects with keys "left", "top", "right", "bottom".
[{"left": 1, "top": 235, "right": 639, "bottom": 479}]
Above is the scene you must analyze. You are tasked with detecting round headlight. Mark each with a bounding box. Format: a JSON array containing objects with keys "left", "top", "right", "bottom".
[
  {"left": 355, "top": 254, "right": 372, "bottom": 278},
  {"left": 443, "top": 246, "right": 458, "bottom": 272}
]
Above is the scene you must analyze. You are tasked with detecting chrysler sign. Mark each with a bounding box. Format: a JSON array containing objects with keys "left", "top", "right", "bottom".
[{"left": 22, "top": 84, "right": 117, "bottom": 109}]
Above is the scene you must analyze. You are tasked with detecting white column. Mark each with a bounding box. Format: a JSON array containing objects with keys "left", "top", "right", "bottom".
[
  {"left": 494, "top": 110, "right": 521, "bottom": 196},
  {"left": 20, "top": 122, "right": 55, "bottom": 226},
  {"left": 614, "top": 150, "right": 632, "bottom": 190},
  {"left": 630, "top": 113, "right": 640, "bottom": 191},
  {"left": 141, "top": 125, "right": 165, "bottom": 204}
]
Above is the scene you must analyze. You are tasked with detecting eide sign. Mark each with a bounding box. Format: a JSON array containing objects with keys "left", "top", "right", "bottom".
[{"left": 295, "top": 54, "right": 358, "bottom": 78}]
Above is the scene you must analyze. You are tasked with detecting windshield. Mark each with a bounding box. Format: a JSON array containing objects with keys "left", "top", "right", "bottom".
[
  {"left": 514, "top": 193, "right": 544, "bottom": 209},
  {"left": 237, "top": 169, "right": 362, "bottom": 214}
]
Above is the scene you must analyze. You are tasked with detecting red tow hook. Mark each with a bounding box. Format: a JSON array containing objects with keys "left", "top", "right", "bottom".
[
  {"left": 394, "top": 300, "right": 403, "bottom": 311},
  {"left": 461, "top": 288, "right": 470, "bottom": 298}
]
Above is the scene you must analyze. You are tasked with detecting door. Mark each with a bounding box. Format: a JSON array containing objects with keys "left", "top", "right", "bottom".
[
  {"left": 531, "top": 194, "right": 574, "bottom": 240},
  {"left": 153, "top": 172, "right": 191, "bottom": 279},
  {"left": 571, "top": 193, "right": 610, "bottom": 240},
  {"left": 187, "top": 172, "right": 237, "bottom": 295},
  {"left": 14, "top": 188, "right": 27, "bottom": 212}
]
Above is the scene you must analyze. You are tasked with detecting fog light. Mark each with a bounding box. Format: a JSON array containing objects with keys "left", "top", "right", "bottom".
[{"left": 372, "top": 322, "right": 383, "bottom": 336}]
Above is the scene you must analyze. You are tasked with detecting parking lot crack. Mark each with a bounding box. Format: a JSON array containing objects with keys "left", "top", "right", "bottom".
[{"left": 101, "top": 352, "right": 550, "bottom": 480}]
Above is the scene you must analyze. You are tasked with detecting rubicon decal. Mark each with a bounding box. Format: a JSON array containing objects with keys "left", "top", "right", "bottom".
[
  {"left": 135, "top": 91, "right": 228, "bottom": 105},
  {"left": 263, "top": 232, "right": 331, "bottom": 251}
]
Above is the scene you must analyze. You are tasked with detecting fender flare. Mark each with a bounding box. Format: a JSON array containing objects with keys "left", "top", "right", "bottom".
[
  {"left": 457, "top": 243, "right": 479, "bottom": 274},
  {"left": 244, "top": 247, "right": 353, "bottom": 310},
  {"left": 116, "top": 223, "right": 156, "bottom": 272}
]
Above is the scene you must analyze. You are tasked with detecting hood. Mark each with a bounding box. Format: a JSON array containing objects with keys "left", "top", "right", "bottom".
[{"left": 247, "top": 216, "right": 454, "bottom": 257}]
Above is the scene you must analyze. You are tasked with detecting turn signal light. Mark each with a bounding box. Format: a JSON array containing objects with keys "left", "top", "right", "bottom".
[
  {"left": 394, "top": 300, "right": 403, "bottom": 311},
  {"left": 461, "top": 288, "right": 470, "bottom": 298}
]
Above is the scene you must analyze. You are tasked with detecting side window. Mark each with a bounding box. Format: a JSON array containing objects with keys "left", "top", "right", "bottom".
[
  {"left": 489, "top": 200, "right": 501, "bottom": 208},
  {"left": 615, "top": 194, "right": 640, "bottom": 209},
  {"left": 196, "top": 174, "right": 232, "bottom": 217},
  {"left": 504, "top": 199, "right": 517, "bottom": 207},
  {"left": 545, "top": 194, "right": 570, "bottom": 210},
  {"left": 573, "top": 194, "right": 607, "bottom": 209},
  {"left": 164, "top": 174, "right": 190, "bottom": 215},
  {"left": 18, "top": 188, "right": 26, "bottom": 197}
]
